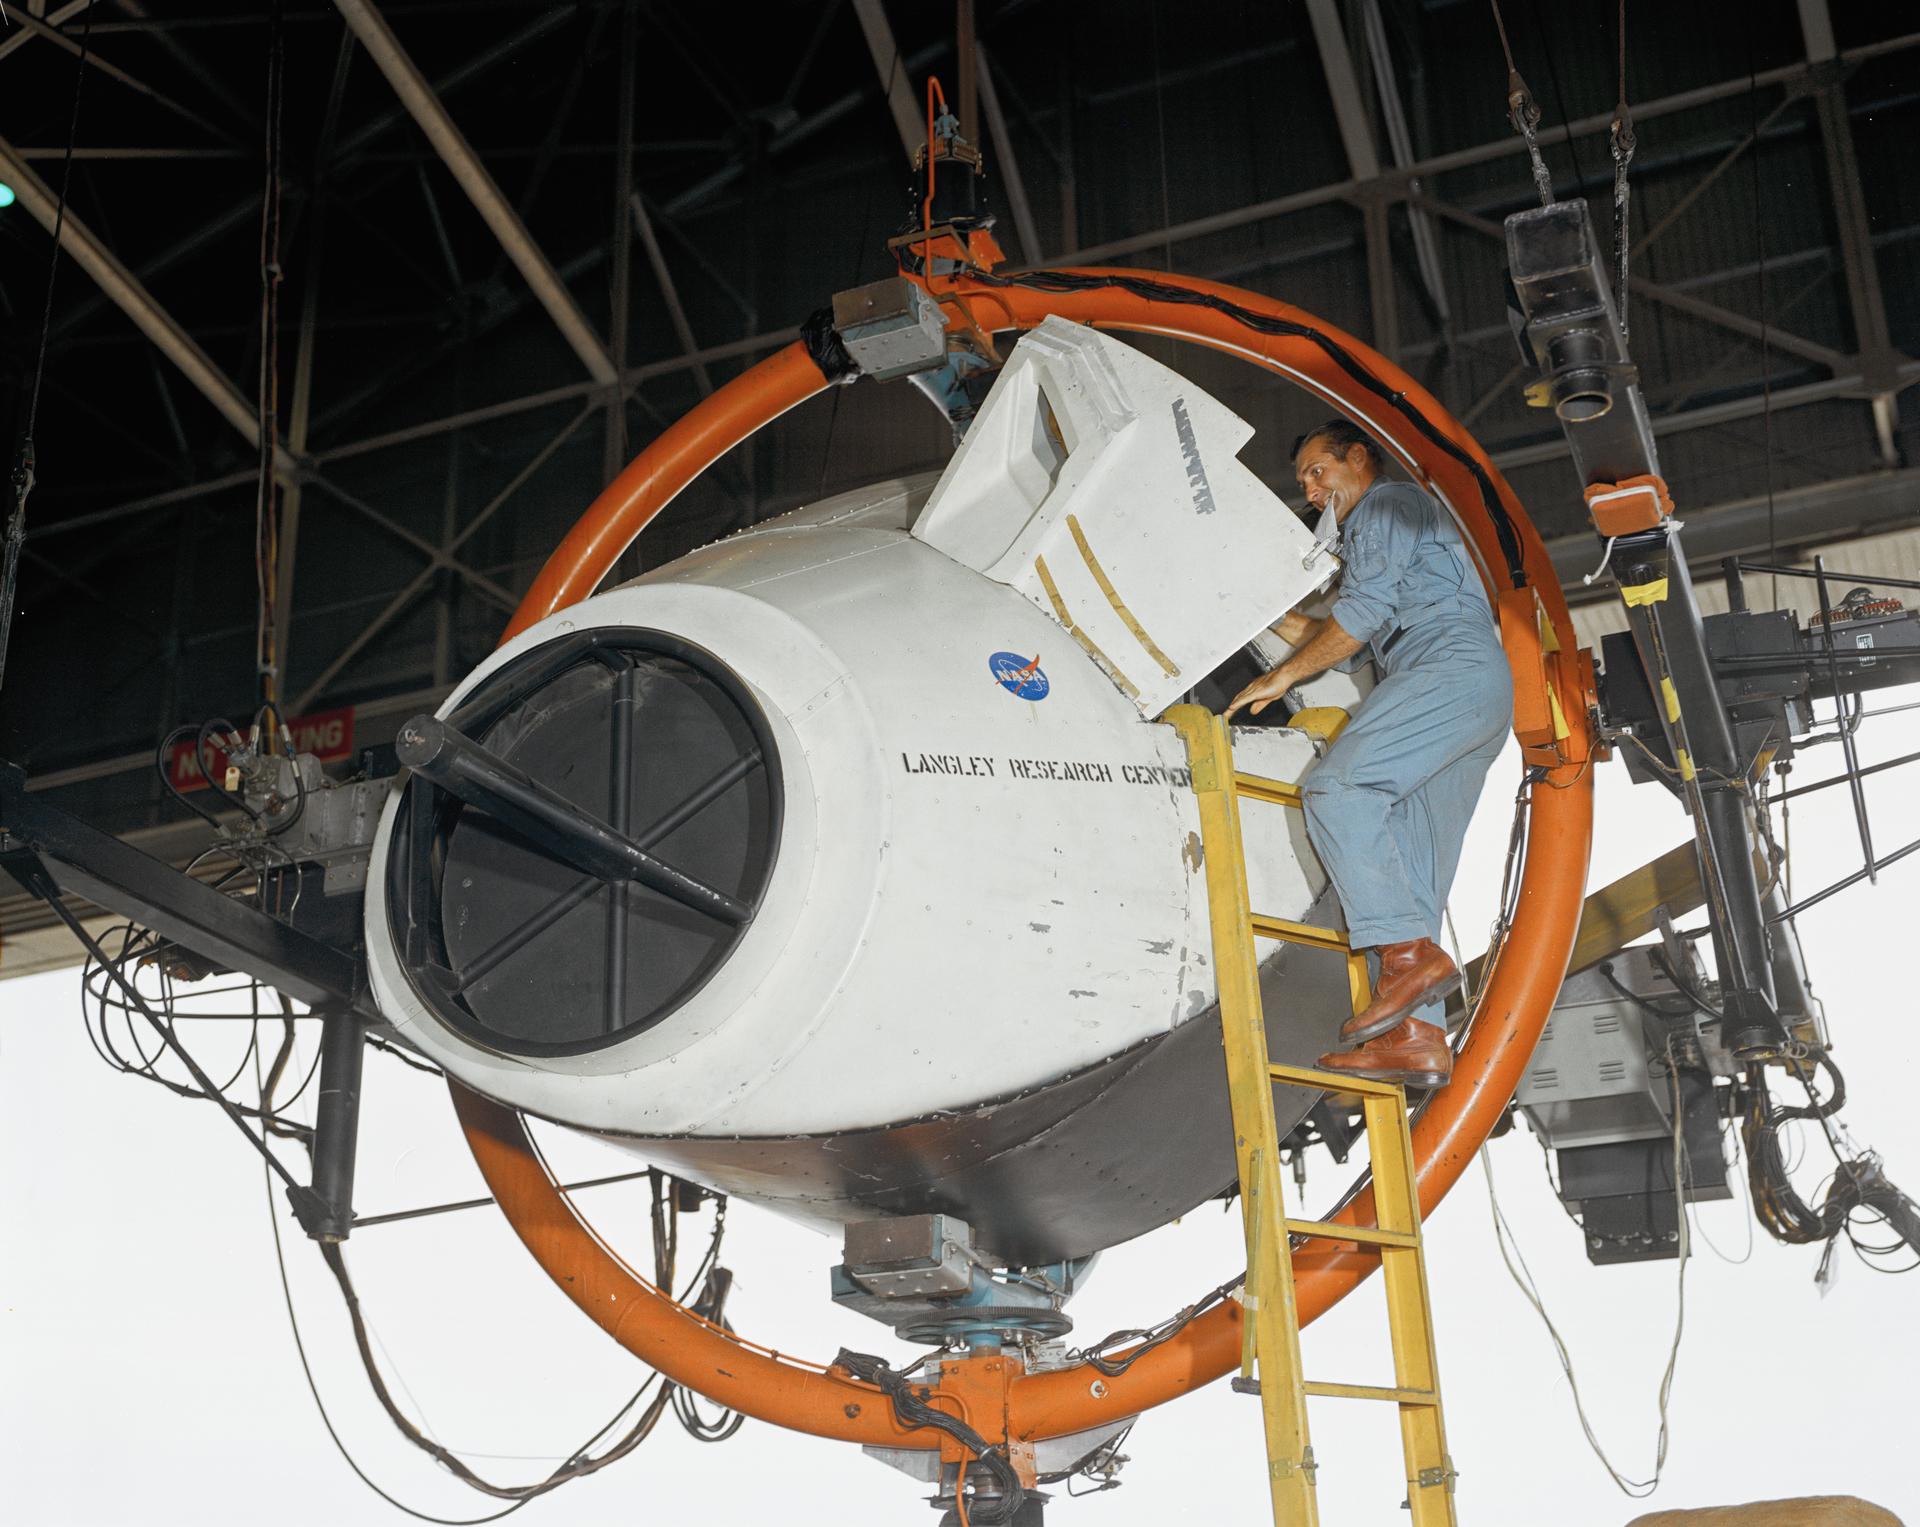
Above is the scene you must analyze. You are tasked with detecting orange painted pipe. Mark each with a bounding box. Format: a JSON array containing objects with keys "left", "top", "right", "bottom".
[{"left": 453, "top": 269, "right": 1596, "bottom": 1447}]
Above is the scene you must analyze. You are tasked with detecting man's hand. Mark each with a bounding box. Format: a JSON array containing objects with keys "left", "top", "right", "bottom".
[
  {"left": 1270, "top": 611, "right": 1314, "bottom": 646},
  {"left": 1224, "top": 666, "right": 1295, "bottom": 723}
]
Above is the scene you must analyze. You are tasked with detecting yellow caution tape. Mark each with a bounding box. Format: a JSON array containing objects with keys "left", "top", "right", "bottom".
[
  {"left": 1620, "top": 578, "right": 1669, "bottom": 607},
  {"left": 1677, "top": 748, "right": 1697, "bottom": 782},
  {"left": 1660, "top": 677, "right": 1681, "bottom": 723}
]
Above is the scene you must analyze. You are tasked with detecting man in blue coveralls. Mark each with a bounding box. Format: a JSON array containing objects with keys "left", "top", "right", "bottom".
[{"left": 1224, "top": 420, "right": 1512, "bottom": 1088}]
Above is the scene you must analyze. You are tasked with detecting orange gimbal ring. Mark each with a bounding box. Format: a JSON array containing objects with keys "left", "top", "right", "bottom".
[{"left": 454, "top": 269, "right": 1595, "bottom": 1448}]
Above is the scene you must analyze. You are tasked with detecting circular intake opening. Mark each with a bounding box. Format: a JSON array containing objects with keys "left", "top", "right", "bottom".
[{"left": 386, "top": 629, "right": 781, "bottom": 1057}]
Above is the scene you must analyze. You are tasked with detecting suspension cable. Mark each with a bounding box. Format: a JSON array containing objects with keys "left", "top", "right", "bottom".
[
  {"left": 1488, "top": 0, "right": 1554, "bottom": 207},
  {"left": 1609, "top": 0, "right": 1636, "bottom": 335}
]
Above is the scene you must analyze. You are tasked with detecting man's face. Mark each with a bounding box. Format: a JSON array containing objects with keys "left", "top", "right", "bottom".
[{"left": 1293, "top": 437, "right": 1374, "bottom": 521}]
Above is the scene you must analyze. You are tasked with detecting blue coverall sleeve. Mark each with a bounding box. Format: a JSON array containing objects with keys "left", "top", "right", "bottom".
[{"left": 1329, "top": 484, "right": 1426, "bottom": 644}]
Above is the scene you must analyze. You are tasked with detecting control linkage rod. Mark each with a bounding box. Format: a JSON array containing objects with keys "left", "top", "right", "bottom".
[{"left": 395, "top": 714, "right": 750, "bottom": 925}]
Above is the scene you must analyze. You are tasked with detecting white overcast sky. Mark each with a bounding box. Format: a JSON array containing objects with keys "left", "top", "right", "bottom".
[{"left": 6, "top": 701, "right": 1919, "bottom": 1526}]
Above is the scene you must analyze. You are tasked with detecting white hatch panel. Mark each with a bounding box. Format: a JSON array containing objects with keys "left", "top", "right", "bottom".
[{"left": 912, "top": 316, "right": 1329, "bottom": 717}]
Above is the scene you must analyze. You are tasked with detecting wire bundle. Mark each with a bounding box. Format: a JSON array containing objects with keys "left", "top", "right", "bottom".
[
  {"left": 80, "top": 918, "right": 317, "bottom": 1141},
  {"left": 833, "top": 1347, "right": 1027, "bottom": 1525}
]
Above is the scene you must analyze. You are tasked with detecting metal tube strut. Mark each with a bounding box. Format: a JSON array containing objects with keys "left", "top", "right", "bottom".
[{"left": 394, "top": 713, "right": 749, "bottom": 924}]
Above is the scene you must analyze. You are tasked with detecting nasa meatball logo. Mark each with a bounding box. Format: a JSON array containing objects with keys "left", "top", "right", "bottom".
[{"left": 989, "top": 650, "right": 1050, "bottom": 700}]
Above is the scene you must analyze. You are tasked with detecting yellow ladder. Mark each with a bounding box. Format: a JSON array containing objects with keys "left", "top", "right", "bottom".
[{"left": 1168, "top": 706, "right": 1459, "bottom": 1527}]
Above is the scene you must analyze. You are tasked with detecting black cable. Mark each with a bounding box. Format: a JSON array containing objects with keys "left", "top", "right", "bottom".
[
  {"left": 38, "top": 888, "right": 305, "bottom": 1190},
  {"left": 1597, "top": 958, "right": 1697, "bottom": 1023},
  {"left": 1777, "top": 1049, "right": 1846, "bottom": 1122},
  {"left": 78, "top": 920, "right": 318, "bottom": 1138},
  {"left": 366, "top": 1031, "right": 445, "bottom": 1077},
  {"left": 671, "top": 1258, "right": 744, "bottom": 1442},
  {"left": 158, "top": 724, "right": 228, "bottom": 831},
  {"left": 319, "top": 1241, "right": 675, "bottom": 1501},
  {"left": 1044, "top": 1422, "right": 1133, "bottom": 1493},
  {"left": 280, "top": 1174, "right": 735, "bottom": 1516},
  {"left": 900, "top": 259, "right": 1531, "bottom": 589},
  {"left": 1647, "top": 947, "right": 1726, "bottom": 1023},
  {"left": 261, "top": 1154, "right": 537, "bottom": 1526},
  {"left": 1071, "top": 1273, "right": 1245, "bottom": 1378}
]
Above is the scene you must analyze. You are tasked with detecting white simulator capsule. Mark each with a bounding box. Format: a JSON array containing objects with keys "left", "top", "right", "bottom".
[{"left": 364, "top": 318, "right": 1370, "bottom": 1264}]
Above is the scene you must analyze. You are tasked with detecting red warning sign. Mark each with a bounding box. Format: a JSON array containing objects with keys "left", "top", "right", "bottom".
[{"left": 166, "top": 706, "right": 356, "bottom": 793}]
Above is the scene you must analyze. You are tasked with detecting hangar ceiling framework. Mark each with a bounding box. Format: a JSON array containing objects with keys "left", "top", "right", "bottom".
[{"left": 0, "top": 0, "right": 1916, "bottom": 925}]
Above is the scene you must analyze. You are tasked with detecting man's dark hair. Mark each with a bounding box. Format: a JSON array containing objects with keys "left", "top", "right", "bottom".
[{"left": 1291, "top": 417, "right": 1383, "bottom": 469}]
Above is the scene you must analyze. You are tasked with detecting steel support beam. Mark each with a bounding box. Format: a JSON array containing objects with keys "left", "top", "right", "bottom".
[
  {"left": 1800, "top": 0, "right": 1907, "bottom": 465},
  {"left": 0, "top": 3, "right": 237, "bottom": 146},
  {"left": 1362, "top": 192, "right": 1398, "bottom": 361},
  {"left": 291, "top": 403, "right": 598, "bottom": 713},
  {"left": 0, "top": 134, "right": 293, "bottom": 470},
  {"left": 1797, "top": 0, "right": 1838, "bottom": 63},
  {"left": 0, "top": 1, "right": 92, "bottom": 65},
  {"left": 303, "top": 477, "right": 518, "bottom": 613},
  {"left": 1407, "top": 189, "right": 1850, "bottom": 373},
  {"left": 629, "top": 194, "right": 713, "bottom": 399},
  {"left": 330, "top": 5, "right": 576, "bottom": 168},
  {"left": 1491, "top": 362, "right": 1920, "bottom": 470},
  {"left": 1359, "top": 0, "right": 1448, "bottom": 325},
  {"left": 0, "top": 766, "right": 369, "bottom": 1014},
  {"left": 849, "top": 0, "right": 922, "bottom": 163},
  {"left": 1046, "top": 29, "right": 1920, "bottom": 270},
  {"left": 1304, "top": 0, "right": 1379, "bottom": 182},
  {"left": 977, "top": 45, "right": 1042, "bottom": 265},
  {"left": 330, "top": 0, "right": 618, "bottom": 386}
]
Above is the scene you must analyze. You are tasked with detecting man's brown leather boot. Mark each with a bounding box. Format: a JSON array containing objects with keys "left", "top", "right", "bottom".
[
  {"left": 1338, "top": 938, "right": 1460, "bottom": 1046},
  {"left": 1316, "top": 1017, "right": 1452, "bottom": 1089}
]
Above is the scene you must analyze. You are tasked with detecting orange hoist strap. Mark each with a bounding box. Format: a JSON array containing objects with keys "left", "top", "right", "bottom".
[{"left": 1584, "top": 474, "right": 1674, "bottom": 537}]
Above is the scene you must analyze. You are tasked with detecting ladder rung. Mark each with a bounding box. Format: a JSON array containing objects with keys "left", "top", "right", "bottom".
[
  {"left": 1268, "top": 1061, "right": 1407, "bottom": 1099},
  {"left": 1248, "top": 913, "right": 1349, "bottom": 953},
  {"left": 1302, "top": 1380, "right": 1440, "bottom": 1406},
  {"left": 1231, "top": 770, "right": 1304, "bottom": 808},
  {"left": 1285, "top": 1217, "right": 1418, "bottom": 1249}
]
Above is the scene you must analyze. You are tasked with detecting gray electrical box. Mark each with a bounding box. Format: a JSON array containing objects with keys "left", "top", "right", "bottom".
[
  {"left": 1520, "top": 946, "right": 1732, "bottom": 1264},
  {"left": 841, "top": 1213, "right": 974, "bottom": 1299},
  {"left": 1517, "top": 950, "right": 1680, "bottom": 1151},
  {"left": 831, "top": 277, "right": 949, "bottom": 380}
]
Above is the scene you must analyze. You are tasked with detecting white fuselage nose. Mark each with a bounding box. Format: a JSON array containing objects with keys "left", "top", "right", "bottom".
[
  {"left": 366, "top": 474, "right": 1332, "bottom": 1133},
  {"left": 362, "top": 320, "right": 1370, "bottom": 1260}
]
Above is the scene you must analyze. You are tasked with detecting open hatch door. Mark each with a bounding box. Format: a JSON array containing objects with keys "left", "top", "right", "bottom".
[{"left": 912, "top": 316, "right": 1329, "bottom": 717}]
